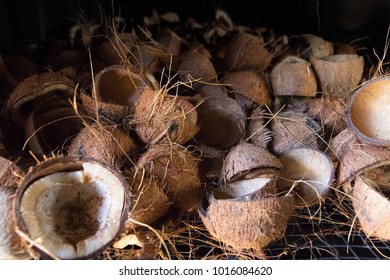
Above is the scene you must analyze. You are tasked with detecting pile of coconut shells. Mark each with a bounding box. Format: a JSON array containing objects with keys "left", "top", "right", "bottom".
[{"left": 0, "top": 9, "right": 389, "bottom": 260}]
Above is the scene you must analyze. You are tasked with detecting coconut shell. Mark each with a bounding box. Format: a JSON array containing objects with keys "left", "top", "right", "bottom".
[
  {"left": 222, "top": 70, "right": 271, "bottom": 107},
  {"left": 198, "top": 192, "right": 294, "bottom": 250},
  {"left": 352, "top": 176, "right": 390, "bottom": 240},
  {"left": 0, "top": 156, "right": 30, "bottom": 259},
  {"left": 67, "top": 122, "right": 137, "bottom": 168},
  {"left": 3, "top": 53, "right": 38, "bottom": 87},
  {"left": 137, "top": 143, "right": 205, "bottom": 212},
  {"left": 247, "top": 106, "right": 272, "bottom": 149},
  {"left": 223, "top": 31, "right": 272, "bottom": 72},
  {"left": 307, "top": 94, "right": 348, "bottom": 135},
  {"left": 277, "top": 147, "right": 334, "bottom": 207},
  {"left": 134, "top": 87, "right": 199, "bottom": 145},
  {"left": 197, "top": 144, "right": 228, "bottom": 179},
  {"left": 194, "top": 96, "right": 246, "bottom": 150},
  {"left": 197, "top": 84, "right": 228, "bottom": 99},
  {"left": 5, "top": 71, "right": 76, "bottom": 128},
  {"left": 221, "top": 141, "right": 283, "bottom": 183},
  {"left": 14, "top": 156, "right": 130, "bottom": 259},
  {"left": 124, "top": 168, "right": 171, "bottom": 232},
  {"left": 178, "top": 48, "right": 217, "bottom": 90},
  {"left": 310, "top": 54, "right": 364, "bottom": 97},
  {"left": 297, "top": 34, "right": 334, "bottom": 59},
  {"left": 24, "top": 98, "right": 87, "bottom": 159},
  {"left": 328, "top": 128, "right": 358, "bottom": 162},
  {"left": 270, "top": 111, "right": 320, "bottom": 155},
  {"left": 96, "top": 32, "right": 136, "bottom": 66},
  {"left": 346, "top": 76, "right": 390, "bottom": 146},
  {"left": 270, "top": 55, "right": 317, "bottom": 97}
]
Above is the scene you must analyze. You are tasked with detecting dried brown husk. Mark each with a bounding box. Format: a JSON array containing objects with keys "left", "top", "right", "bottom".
[
  {"left": 270, "top": 55, "right": 317, "bottom": 97},
  {"left": 3, "top": 53, "right": 38, "bottom": 87},
  {"left": 96, "top": 32, "right": 137, "bottom": 66},
  {"left": 137, "top": 143, "right": 205, "bottom": 212},
  {"left": 295, "top": 34, "right": 334, "bottom": 59},
  {"left": 81, "top": 65, "right": 149, "bottom": 124},
  {"left": 124, "top": 168, "right": 171, "bottom": 232},
  {"left": 198, "top": 191, "right": 294, "bottom": 251},
  {"left": 133, "top": 87, "right": 199, "bottom": 145},
  {"left": 221, "top": 141, "right": 283, "bottom": 183},
  {"left": 222, "top": 70, "right": 271, "bottom": 107},
  {"left": 0, "top": 157, "right": 30, "bottom": 259},
  {"left": 194, "top": 96, "right": 245, "bottom": 150},
  {"left": 178, "top": 48, "right": 217, "bottom": 90},
  {"left": 270, "top": 111, "right": 320, "bottom": 155},
  {"left": 310, "top": 54, "right": 364, "bottom": 97},
  {"left": 197, "top": 84, "right": 228, "bottom": 99},
  {"left": 14, "top": 156, "right": 130, "bottom": 259},
  {"left": 277, "top": 147, "right": 334, "bottom": 207},
  {"left": 5, "top": 71, "right": 76, "bottom": 128},
  {"left": 24, "top": 98, "right": 88, "bottom": 159},
  {"left": 247, "top": 106, "right": 272, "bottom": 149},
  {"left": 307, "top": 94, "right": 348, "bottom": 135},
  {"left": 67, "top": 122, "right": 137, "bottom": 168},
  {"left": 327, "top": 128, "right": 358, "bottom": 162},
  {"left": 352, "top": 176, "right": 390, "bottom": 240},
  {"left": 222, "top": 31, "right": 272, "bottom": 72},
  {"left": 197, "top": 144, "right": 228, "bottom": 179},
  {"left": 346, "top": 76, "right": 390, "bottom": 146}
]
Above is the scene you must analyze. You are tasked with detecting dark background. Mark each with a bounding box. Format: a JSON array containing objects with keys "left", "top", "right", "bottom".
[{"left": 0, "top": 0, "right": 389, "bottom": 57}]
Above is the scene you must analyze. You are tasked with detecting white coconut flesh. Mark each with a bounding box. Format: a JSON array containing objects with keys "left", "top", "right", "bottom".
[
  {"left": 19, "top": 162, "right": 125, "bottom": 259},
  {"left": 214, "top": 178, "right": 274, "bottom": 200},
  {"left": 277, "top": 148, "right": 333, "bottom": 206},
  {"left": 348, "top": 78, "right": 390, "bottom": 143}
]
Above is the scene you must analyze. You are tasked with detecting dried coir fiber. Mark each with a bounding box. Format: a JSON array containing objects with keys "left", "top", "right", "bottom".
[{"left": 247, "top": 106, "right": 272, "bottom": 149}]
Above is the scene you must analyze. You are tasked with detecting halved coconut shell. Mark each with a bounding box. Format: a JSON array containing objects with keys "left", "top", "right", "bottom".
[
  {"left": 271, "top": 55, "right": 317, "bottom": 97},
  {"left": 5, "top": 71, "right": 76, "bottom": 128},
  {"left": 198, "top": 191, "right": 294, "bottom": 251},
  {"left": 327, "top": 128, "right": 358, "bottom": 162},
  {"left": 221, "top": 141, "right": 283, "bottom": 183},
  {"left": 194, "top": 96, "right": 245, "bottom": 150},
  {"left": 295, "top": 34, "right": 334, "bottom": 59},
  {"left": 310, "top": 54, "right": 364, "bottom": 97},
  {"left": 0, "top": 156, "right": 30, "bottom": 259},
  {"left": 137, "top": 143, "right": 205, "bottom": 212},
  {"left": 14, "top": 157, "right": 130, "bottom": 259},
  {"left": 352, "top": 176, "right": 390, "bottom": 240},
  {"left": 67, "top": 122, "right": 137, "bottom": 168},
  {"left": 277, "top": 147, "right": 334, "bottom": 207},
  {"left": 222, "top": 70, "right": 271, "bottom": 107},
  {"left": 346, "top": 76, "right": 390, "bottom": 146},
  {"left": 134, "top": 87, "right": 199, "bottom": 145},
  {"left": 247, "top": 106, "right": 272, "bottom": 149}
]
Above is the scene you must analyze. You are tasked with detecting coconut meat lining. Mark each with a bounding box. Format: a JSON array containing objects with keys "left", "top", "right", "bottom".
[{"left": 20, "top": 163, "right": 124, "bottom": 259}]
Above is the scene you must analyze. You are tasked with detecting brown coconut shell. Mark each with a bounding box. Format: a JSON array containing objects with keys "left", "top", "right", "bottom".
[
  {"left": 178, "top": 48, "right": 217, "bottom": 90},
  {"left": 3, "top": 53, "right": 38, "bottom": 87},
  {"left": 352, "top": 176, "right": 390, "bottom": 240},
  {"left": 221, "top": 141, "right": 283, "bottom": 183},
  {"left": 310, "top": 54, "right": 364, "bottom": 97},
  {"left": 197, "top": 84, "right": 228, "bottom": 99},
  {"left": 96, "top": 32, "right": 137, "bottom": 66},
  {"left": 277, "top": 147, "right": 334, "bottom": 207},
  {"left": 223, "top": 31, "right": 272, "bottom": 72},
  {"left": 67, "top": 122, "right": 137, "bottom": 168},
  {"left": 296, "top": 34, "right": 334, "bottom": 59},
  {"left": 338, "top": 144, "right": 390, "bottom": 186},
  {"left": 327, "top": 128, "right": 358, "bottom": 162},
  {"left": 134, "top": 87, "right": 199, "bottom": 145},
  {"left": 307, "top": 94, "right": 348, "bottom": 135},
  {"left": 14, "top": 156, "right": 130, "bottom": 259},
  {"left": 5, "top": 71, "right": 76, "bottom": 128},
  {"left": 194, "top": 96, "right": 246, "bottom": 150},
  {"left": 24, "top": 98, "right": 88, "bottom": 159},
  {"left": 0, "top": 157, "right": 30, "bottom": 259},
  {"left": 81, "top": 65, "right": 149, "bottom": 123},
  {"left": 270, "top": 55, "right": 317, "bottom": 97},
  {"left": 129, "top": 43, "right": 160, "bottom": 74},
  {"left": 270, "top": 111, "right": 320, "bottom": 155},
  {"left": 197, "top": 144, "right": 228, "bottom": 179},
  {"left": 137, "top": 143, "right": 205, "bottom": 212},
  {"left": 346, "top": 76, "right": 390, "bottom": 146},
  {"left": 222, "top": 70, "right": 272, "bottom": 107},
  {"left": 247, "top": 106, "right": 272, "bottom": 149},
  {"left": 198, "top": 192, "right": 294, "bottom": 251},
  {"left": 124, "top": 168, "right": 171, "bottom": 232}
]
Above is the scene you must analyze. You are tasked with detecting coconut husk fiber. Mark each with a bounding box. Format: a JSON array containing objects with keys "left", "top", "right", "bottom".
[
  {"left": 198, "top": 191, "right": 294, "bottom": 251},
  {"left": 137, "top": 143, "right": 205, "bottom": 212},
  {"left": 346, "top": 76, "right": 390, "bottom": 146},
  {"left": 277, "top": 147, "right": 334, "bottom": 207},
  {"left": 247, "top": 106, "right": 272, "bottom": 149},
  {"left": 134, "top": 87, "right": 199, "bottom": 145},
  {"left": 352, "top": 176, "right": 390, "bottom": 240}
]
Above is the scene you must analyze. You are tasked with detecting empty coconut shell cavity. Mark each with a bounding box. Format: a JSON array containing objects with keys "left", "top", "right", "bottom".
[
  {"left": 14, "top": 157, "right": 130, "bottom": 259},
  {"left": 277, "top": 147, "right": 334, "bottom": 207},
  {"left": 346, "top": 76, "right": 390, "bottom": 146}
]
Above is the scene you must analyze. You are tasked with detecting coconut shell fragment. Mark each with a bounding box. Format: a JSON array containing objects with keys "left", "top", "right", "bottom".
[{"left": 14, "top": 157, "right": 130, "bottom": 259}]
